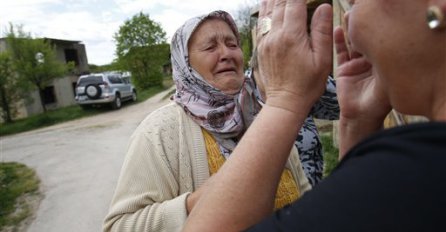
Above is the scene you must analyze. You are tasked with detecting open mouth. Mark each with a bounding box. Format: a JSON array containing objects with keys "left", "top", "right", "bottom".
[{"left": 216, "top": 67, "right": 237, "bottom": 74}]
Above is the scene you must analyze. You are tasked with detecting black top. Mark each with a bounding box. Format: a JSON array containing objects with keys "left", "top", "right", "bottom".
[{"left": 248, "top": 122, "right": 446, "bottom": 232}]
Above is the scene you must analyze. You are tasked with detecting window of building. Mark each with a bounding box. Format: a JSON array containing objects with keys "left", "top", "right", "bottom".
[
  {"left": 72, "top": 82, "right": 77, "bottom": 96},
  {"left": 65, "top": 49, "right": 79, "bottom": 65},
  {"left": 41, "top": 86, "right": 56, "bottom": 104}
]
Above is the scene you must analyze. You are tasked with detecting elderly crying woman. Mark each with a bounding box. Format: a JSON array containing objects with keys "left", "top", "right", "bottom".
[{"left": 103, "top": 10, "right": 310, "bottom": 232}]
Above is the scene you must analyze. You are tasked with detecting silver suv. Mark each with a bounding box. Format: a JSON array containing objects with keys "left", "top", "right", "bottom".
[{"left": 75, "top": 72, "right": 137, "bottom": 110}]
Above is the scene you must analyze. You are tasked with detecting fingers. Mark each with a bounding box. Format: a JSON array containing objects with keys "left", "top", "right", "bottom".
[
  {"left": 258, "top": 0, "right": 268, "bottom": 19},
  {"left": 283, "top": 0, "right": 307, "bottom": 36},
  {"left": 259, "top": 0, "right": 275, "bottom": 19},
  {"left": 257, "top": 1, "right": 268, "bottom": 45},
  {"left": 334, "top": 26, "right": 350, "bottom": 65},
  {"left": 350, "top": 51, "right": 362, "bottom": 59},
  {"left": 258, "top": 0, "right": 275, "bottom": 44},
  {"left": 337, "top": 56, "right": 372, "bottom": 77},
  {"left": 270, "top": 0, "right": 286, "bottom": 33},
  {"left": 266, "top": 0, "right": 275, "bottom": 16},
  {"left": 310, "top": 4, "right": 333, "bottom": 71}
]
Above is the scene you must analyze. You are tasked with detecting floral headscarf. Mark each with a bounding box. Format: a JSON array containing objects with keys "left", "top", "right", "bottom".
[{"left": 170, "top": 10, "right": 261, "bottom": 158}]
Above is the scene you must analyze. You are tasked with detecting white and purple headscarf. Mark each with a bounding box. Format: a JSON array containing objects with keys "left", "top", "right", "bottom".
[{"left": 170, "top": 10, "right": 261, "bottom": 158}]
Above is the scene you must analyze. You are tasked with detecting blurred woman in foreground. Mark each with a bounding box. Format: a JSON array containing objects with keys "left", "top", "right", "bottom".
[{"left": 183, "top": 0, "right": 446, "bottom": 231}]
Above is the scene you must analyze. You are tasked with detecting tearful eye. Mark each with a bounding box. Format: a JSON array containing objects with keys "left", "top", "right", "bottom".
[
  {"left": 227, "top": 43, "right": 238, "bottom": 48},
  {"left": 205, "top": 45, "right": 216, "bottom": 51}
]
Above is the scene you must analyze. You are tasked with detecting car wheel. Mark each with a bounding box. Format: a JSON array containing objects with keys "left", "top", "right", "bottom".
[
  {"left": 131, "top": 90, "right": 137, "bottom": 102},
  {"left": 85, "top": 84, "right": 102, "bottom": 99},
  {"left": 111, "top": 94, "right": 121, "bottom": 109}
]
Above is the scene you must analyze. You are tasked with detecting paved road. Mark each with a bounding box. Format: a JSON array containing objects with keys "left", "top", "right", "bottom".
[{"left": 0, "top": 88, "right": 173, "bottom": 232}]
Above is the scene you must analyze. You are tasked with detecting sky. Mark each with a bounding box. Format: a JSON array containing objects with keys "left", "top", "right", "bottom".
[{"left": 0, "top": 0, "right": 257, "bottom": 65}]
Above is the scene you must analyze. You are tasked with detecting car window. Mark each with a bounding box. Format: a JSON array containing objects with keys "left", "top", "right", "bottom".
[
  {"left": 78, "top": 75, "right": 103, "bottom": 86},
  {"left": 108, "top": 75, "right": 123, "bottom": 84},
  {"left": 121, "top": 77, "right": 130, "bottom": 84}
]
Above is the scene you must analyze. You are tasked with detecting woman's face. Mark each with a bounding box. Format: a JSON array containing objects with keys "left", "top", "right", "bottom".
[
  {"left": 347, "top": 0, "right": 427, "bottom": 66},
  {"left": 188, "top": 18, "right": 244, "bottom": 95},
  {"left": 346, "top": 0, "right": 444, "bottom": 115}
]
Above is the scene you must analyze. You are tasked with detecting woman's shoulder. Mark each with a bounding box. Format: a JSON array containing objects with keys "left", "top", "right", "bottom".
[
  {"left": 135, "top": 102, "right": 185, "bottom": 135},
  {"left": 143, "top": 101, "right": 183, "bottom": 121}
]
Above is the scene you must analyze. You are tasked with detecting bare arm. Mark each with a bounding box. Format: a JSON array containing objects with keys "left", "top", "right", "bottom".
[
  {"left": 338, "top": 116, "right": 384, "bottom": 157},
  {"left": 184, "top": 105, "right": 308, "bottom": 231},
  {"left": 183, "top": 0, "right": 333, "bottom": 231}
]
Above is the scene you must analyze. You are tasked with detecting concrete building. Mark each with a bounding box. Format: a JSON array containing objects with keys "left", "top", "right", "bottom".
[{"left": 0, "top": 38, "right": 89, "bottom": 119}]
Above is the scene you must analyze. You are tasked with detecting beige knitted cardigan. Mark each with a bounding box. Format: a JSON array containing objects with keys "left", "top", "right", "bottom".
[{"left": 103, "top": 102, "right": 311, "bottom": 232}]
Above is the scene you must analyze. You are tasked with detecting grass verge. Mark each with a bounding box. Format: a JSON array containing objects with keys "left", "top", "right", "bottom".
[
  {"left": 321, "top": 132, "right": 340, "bottom": 177},
  {"left": 0, "top": 162, "right": 40, "bottom": 231},
  {"left": 0, "top": 84, "right": 171, "bottom": 137}
]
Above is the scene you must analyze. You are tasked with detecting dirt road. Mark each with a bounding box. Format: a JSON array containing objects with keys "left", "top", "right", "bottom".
[{"left": 0, "top": 87, "right": 174, "bottom": 232}]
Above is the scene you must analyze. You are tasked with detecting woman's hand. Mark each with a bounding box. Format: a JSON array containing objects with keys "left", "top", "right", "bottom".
[
  {"left": 256, "top": 0, "right": 333, "bottom": 116},
  {"left": 334, "top": 26, "right": 391, "bottom": 158},
  {"left": 186, "top": 187, "right": 203, "bottom": 214},
  {"left": 183, "top": 2, "right": 334, "bottom": 231}
]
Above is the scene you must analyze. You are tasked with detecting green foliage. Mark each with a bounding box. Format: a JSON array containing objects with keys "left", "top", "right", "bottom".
[
  {"left": 0, "top": 51, "right": 28, "bottom": 123},
  {"left": 0, "top": 84, "right": 171, "bottom": 136},
  {"left": 88, "top": 61, "right": 121, "bottom": 73},
  {"left": 125, "top": 44, "right": 170, "bottom": 89},
  {"left": 114, "top": 12, "right": 168, "bottom": 90},
  {"left": 0, "top": 162, "right": 40, "bottom": 230},
  {"left": 5, "top": 24, "right": 70, "bottom": 112},
  {"left": 134, "top": 84, "right": 166, "bottom": 103},
  {"left": 0, "top": 105, "right": 103, "bottom": 136},
  {"left": 114, "top": 12, "right": 167, "bottom": 59},
  {"left": 321, "top": 132, "right": 340, "bottom": 177},
  {"left": 234, "top": 2, "right": 257, "bottom": 68}
]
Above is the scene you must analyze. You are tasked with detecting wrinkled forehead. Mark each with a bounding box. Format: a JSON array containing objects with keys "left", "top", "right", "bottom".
[
  {"left": 189, "top": 18, "right": 238, "bottom": 46},
  {"left": 171, "top": 11, "right": 240, "bottom": 53}
]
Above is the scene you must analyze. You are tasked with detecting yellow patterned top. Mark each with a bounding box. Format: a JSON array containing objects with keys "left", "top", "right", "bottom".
[{"left": 202, "top": 128, "right": 300, "bottom": 210}]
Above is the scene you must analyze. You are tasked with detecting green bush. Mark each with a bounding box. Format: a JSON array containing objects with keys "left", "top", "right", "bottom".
[
  {"left": 124, "top": 44, "right": 170, "bottom": 89},
  {"left": 321, "top": 132, "right": 340, "bottom": 177},
  {"left": 0, "top": 162, "right": 40, "bottom": 230}
]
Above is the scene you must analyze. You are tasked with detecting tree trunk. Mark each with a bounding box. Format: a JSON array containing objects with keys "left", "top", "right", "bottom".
[
  {"left": 37, "top": 84, "right": 47, "bottom": 113},
  {"left": 0, "top": 85, "right": 13, "bottom": 123}
]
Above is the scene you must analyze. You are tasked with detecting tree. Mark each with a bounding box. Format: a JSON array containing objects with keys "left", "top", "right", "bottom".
[
  {"left": 0, "top": 51, "right": 28, "bottom": 123},
  {"left": 6, "top": 24, "right": 69, "bottom": 112},
  {"left": 125, "top": 44, "right": 170, "bottom": 89},
  {"left": 114, "top": 12, "right": 168, "bottom": 89},
  {"left": 89, "top": 63, "right": 119, "bottom": 73},
  {"left": 114, "top": 12, "right": 167, "bottom": 59},
  {"left": 234, "top": 1, "right": 258, "bottom": 68}
]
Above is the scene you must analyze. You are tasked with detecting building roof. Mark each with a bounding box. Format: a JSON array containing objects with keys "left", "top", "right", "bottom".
[
  {"left": 0, "top": 37, "right": 82, "bottom": 44},
  {"left": 43, "top": 37, "right": 82, "bottom": 44}
]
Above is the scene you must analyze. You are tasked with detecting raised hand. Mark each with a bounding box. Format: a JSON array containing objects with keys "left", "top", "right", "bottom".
[
  {"left": 183, "top": 2, "right": 334, "bottom": 231},
  {"left": 257, "top": 0, "right": 333, "bottom": 115},
  {"left": 334, "top": 26, "right": 391, "bottom": 157}
]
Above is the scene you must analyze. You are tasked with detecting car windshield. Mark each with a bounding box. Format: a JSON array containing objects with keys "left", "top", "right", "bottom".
[{"left": 78, "top": 75, "right": 103, "bottom": 86}]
